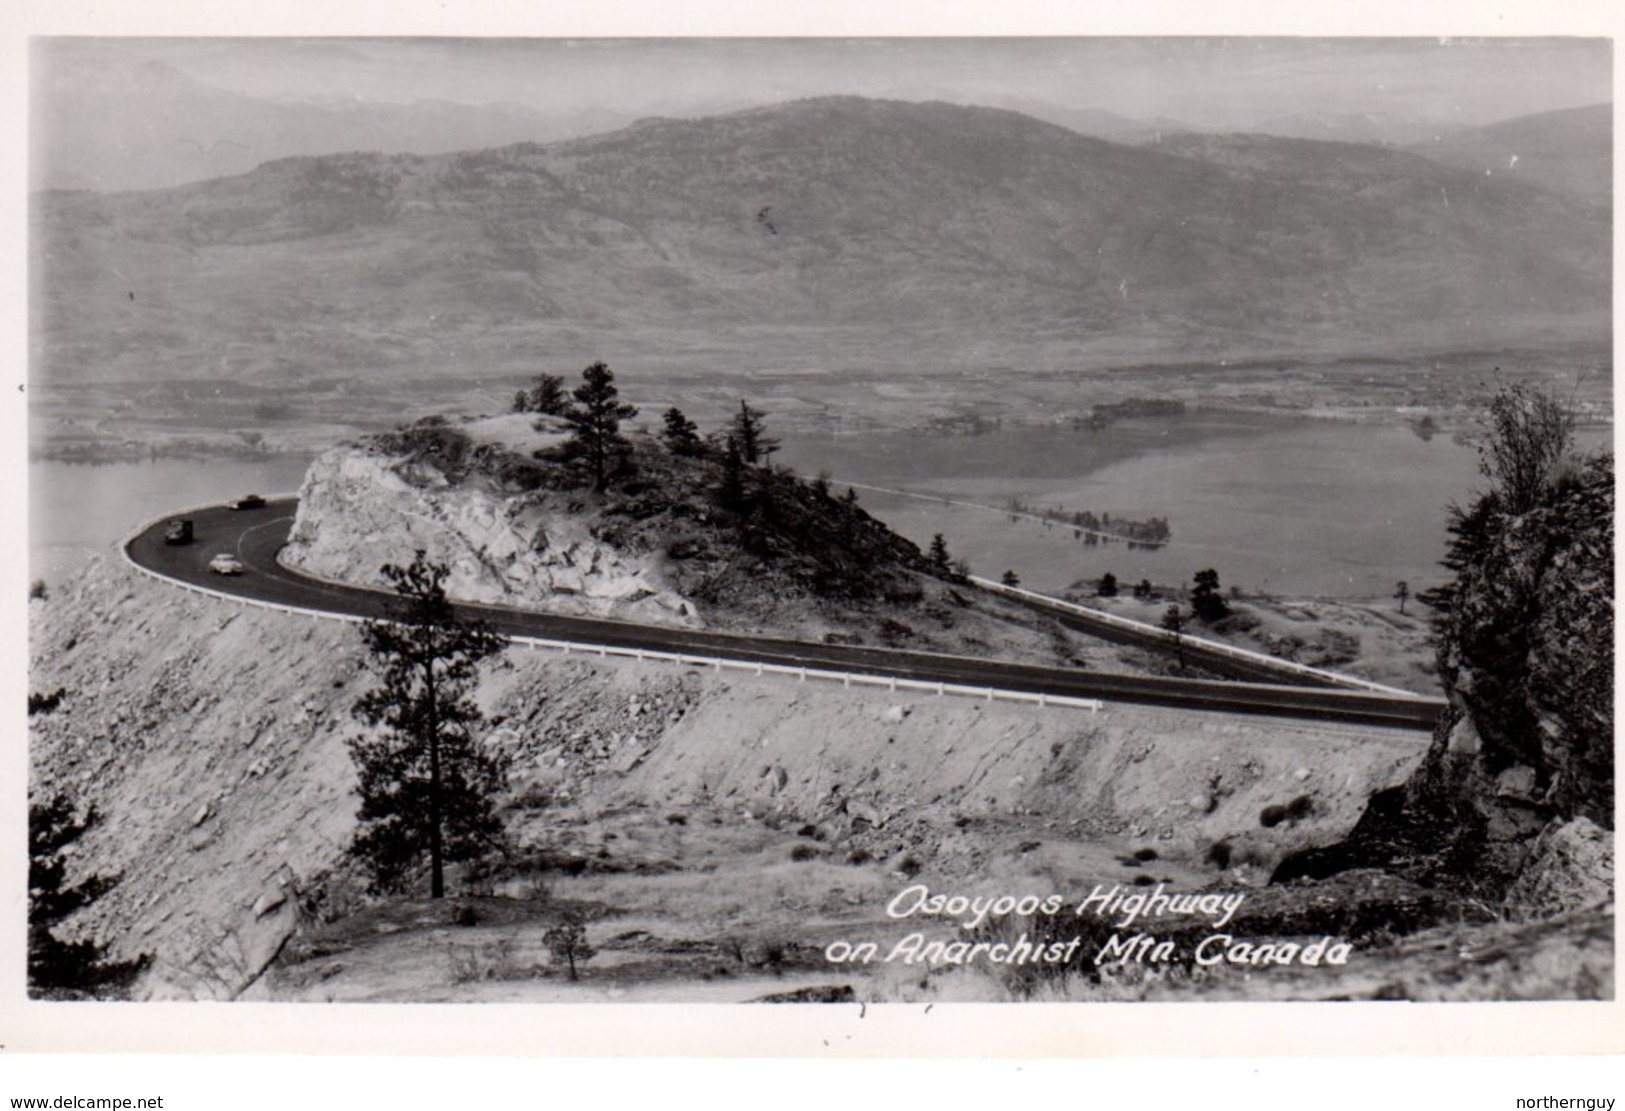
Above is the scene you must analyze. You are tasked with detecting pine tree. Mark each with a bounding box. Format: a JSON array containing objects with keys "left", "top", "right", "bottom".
[
  {"left": 350, "top": 552, "right": 510, "bottom": 898},
  {"left": 1478, "top": 381, "right": 1576, "bottom": 515},
  {"left": 29, "top": 794, "right": 150, "bottom": 998},
  {"left": 718, "top": 434, "right": 748, "bottom": 511},
  {"left": 566, "top": 362, "right": 637, "bottom": 491},
  {"left": 1160, "top": 605, "right": 1188, "bottom": 668},
  {"left": 527, "top": 373, "right": 572, "bottom": 417},
  {"left": 1190, "top": 568, "right": 1230, "bottom": 622},
  {"left": 730, "top": 400, "right": 778, "bottom": 465},
  {"left": 661, "top": 406, "right": 703, "bottom": 456},
  {"left": 928, "top": 533, "right": 952, "bottom": 575},
  {"left": 543, "top": 914, "right": 597, "bottom": 981}
]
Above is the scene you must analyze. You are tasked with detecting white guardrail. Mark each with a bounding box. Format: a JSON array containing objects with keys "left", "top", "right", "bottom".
[
  {"left": 971, "top": 575, "right": 1420, "bottom": 699},
  {"left": 118, "top": 501, "right": 1104, "bottom": 715}
]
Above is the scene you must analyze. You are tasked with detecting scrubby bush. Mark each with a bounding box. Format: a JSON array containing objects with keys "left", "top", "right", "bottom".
[
  {"left": 1259, "top": 795, "right": 1314, "bottom": 829},
  {"left": 29, "top": 688, "right": 66, "bottom": 716}
]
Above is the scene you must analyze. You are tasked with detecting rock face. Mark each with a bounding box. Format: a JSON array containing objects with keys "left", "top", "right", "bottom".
[
  {"left": 282, "top": 431, "right": 703, "bottom": 628},
  {"left": 28, "top": 557, "right": 362, "bottom": 1000}
]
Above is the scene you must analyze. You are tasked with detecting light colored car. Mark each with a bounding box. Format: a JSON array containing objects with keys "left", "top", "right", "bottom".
[{"left": 208, "top": 553, "right": 245, "bottom": 576}]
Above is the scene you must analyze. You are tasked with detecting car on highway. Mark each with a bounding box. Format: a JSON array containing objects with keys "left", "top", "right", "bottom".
[
  {"left": 229, "top": 494, "right": 267, "bottom": 510},
  {"left": 163, "top": 519, "right": 194, "bottom": 545},
  {"left": 208, "top": 553, "right": 245, "bottom": 576}
]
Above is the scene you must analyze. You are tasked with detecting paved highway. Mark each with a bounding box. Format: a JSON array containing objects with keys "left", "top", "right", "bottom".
[{"left": 125, "top": 499, "right": 1446, "bottom": 732}]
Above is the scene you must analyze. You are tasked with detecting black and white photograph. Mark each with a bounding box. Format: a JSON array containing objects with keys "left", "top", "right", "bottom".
[{"left": 15, "top": 18, "right": 1617, "bottom": 1053}]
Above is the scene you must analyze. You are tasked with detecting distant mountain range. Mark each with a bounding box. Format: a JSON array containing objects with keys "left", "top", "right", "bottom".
[
  {"left": 1407, "top": 104, "right": 1612, "bottom": 210},
  {"left": 31, "top": 96, "right": 1609, "bottom": 386},
  {"left": 32, "top": 59, "right": 629, "bottom": 193}
]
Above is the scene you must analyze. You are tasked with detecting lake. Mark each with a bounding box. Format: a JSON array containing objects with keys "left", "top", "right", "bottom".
[
  {"left": 27, "top": 411, "right": 1576, "bottom": 601},
  {"left": 30, "top": 456, "right": 316, "bottom": 583},
  {"left": 778, "top": 412, "right": 1492, "bottom": 599}
]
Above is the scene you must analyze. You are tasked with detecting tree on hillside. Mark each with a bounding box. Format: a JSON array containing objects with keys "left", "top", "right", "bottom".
[
  {"left": 29, "top": 794, "right": 150, "bottom": 998},
  {"left": 566, "top": 362, "right": 638, "bottom": 491},
  {"left": 1160, "top": 605, "right": 1188, "bottom": 668},
  {"left": 1190, "top": 568, "right": 1230, "bottom": 623},
  {"left": 543, "top": 913, "right": 597, "bottom": 982},
  {"left": 1097, "top": 572, "right": 1119, "bottom": 598},
  {"left": 515, "top": 373, "right": 572, "bottom": 417},
  {"left": 730, "top": 400, "right": 779, "bottom": 465},
  {"left": 661, "top": 406, "right": 703, "bottom": 456},
  {"left": 1477, "top": 380, "right": 1576, "bottom": 515},
  {"left": 1425, "top": 382, "right": 1582, "bottom": 618},
  {"left": 928, "top": 533, "right": 952, "bottom": 576},
  {"left": 717, "top": 435, "right": 748, "bottom": 511},
  {"left": 350, "top": 552, "right": 510, "bottom": 899},
  {"left": 1395, "top": 581, "right": 1410, "bottom": 615}
]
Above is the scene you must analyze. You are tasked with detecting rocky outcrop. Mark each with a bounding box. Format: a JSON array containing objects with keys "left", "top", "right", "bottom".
[
  {"left": 1415, "top": 451, "right": 1613, "bottom": 895},
  {"left": 1433, "top": 452, "right": 1613, "bottom": 828},
  {"left": 1277, "top": 447, "right": 1613, "bottom": 916},
  {"left": 277, "top": 412, "right": 948, "bottom": 643},
  {"left": 282, "top": 435, "right": 703, "bottom": 628}
]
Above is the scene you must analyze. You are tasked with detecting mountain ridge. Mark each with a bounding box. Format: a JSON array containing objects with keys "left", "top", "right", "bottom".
[
  {"left": 1407, "top": 103, "right": 1612, "bottom": 209},
  {"left": 32, "top": 95, "right": 1609, "bottom": 386}
]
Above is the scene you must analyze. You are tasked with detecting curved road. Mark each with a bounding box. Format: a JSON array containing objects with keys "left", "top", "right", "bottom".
[{"left": 126, "top": 499, "right": 1446, "bottom": 732}]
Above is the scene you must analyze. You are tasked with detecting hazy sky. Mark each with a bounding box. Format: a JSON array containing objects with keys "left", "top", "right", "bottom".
[{"left": 41, "top": 37, "right": 1612, "bottom": 129}]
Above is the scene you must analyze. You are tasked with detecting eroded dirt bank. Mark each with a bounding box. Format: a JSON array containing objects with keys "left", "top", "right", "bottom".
[{"left": 29, "top": 556, "right": 1424, "bottom": 1001}]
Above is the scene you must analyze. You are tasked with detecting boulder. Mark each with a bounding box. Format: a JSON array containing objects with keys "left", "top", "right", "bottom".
[{"left": 1503, "top": 818, "right": 1613, "bottom": 921}]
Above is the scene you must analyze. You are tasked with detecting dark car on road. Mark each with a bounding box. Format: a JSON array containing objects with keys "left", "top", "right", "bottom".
[
  {"left": 163, "top": 519, "right": 194, "bottom": 545},
  {"left": 229, "top": 494, "right": 267, "bottom": 511}
]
